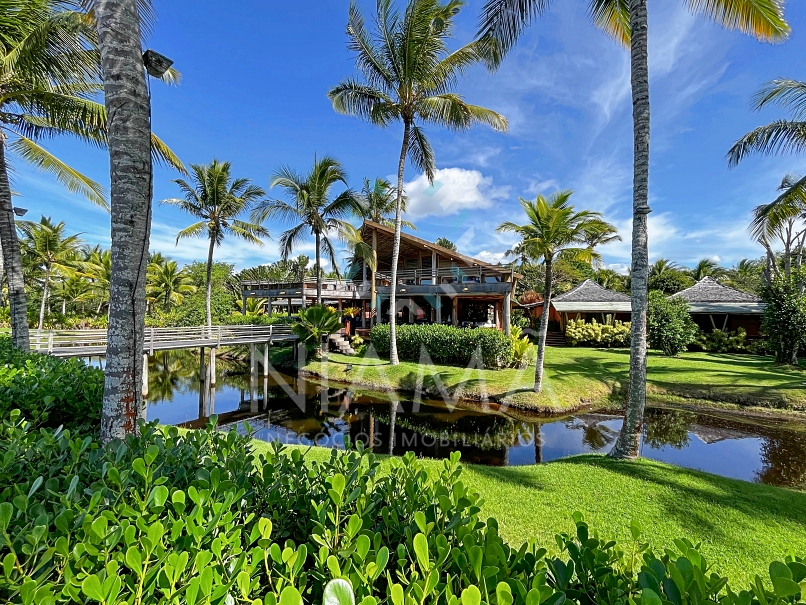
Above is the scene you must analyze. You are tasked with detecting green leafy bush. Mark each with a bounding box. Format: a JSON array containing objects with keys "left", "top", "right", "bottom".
[
  {"left": 647, "top": 291, "right": 699, "bottom": 356},
  {"left": 370, "top": 323, "right": 514, "bottom": 368},
  {"left": 691, "top": 328, "right": 748, "bottom": 353},
  {"left": 0, "top": 338, "right": 103, "bottom": 431},
  {"left": 510, "top": 325, "right": 537, "bottom": 368},
  {"left": 761, "top": 274, "right": 806, "bottom": 364},
  {"left": 3, "top": 411, "right": 805, "bottom": 605},
  {"left": 565, "top": 317, "right": 631, "bottom": 347},
  {"left": 293, "top": 305, "right": 343, "bottom": 357}
]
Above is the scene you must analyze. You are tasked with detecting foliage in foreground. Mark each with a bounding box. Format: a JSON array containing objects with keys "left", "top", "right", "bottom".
[
  {"left": 3, "top": 412, "right": 806, "bottom": 605},
  {"left": 647, "top": 292, "right": 699, "bottom": 356},
  {"left": 0, "top": 338, "right": 103, "bottom": 431},
  {"left": 370, "top": 323, "right": 514, "bottom": 368}
]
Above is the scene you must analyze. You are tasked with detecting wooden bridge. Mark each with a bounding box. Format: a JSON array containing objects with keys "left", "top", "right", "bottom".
[{"left": 30, "top": 324, "right": 297, "bottom": 358}]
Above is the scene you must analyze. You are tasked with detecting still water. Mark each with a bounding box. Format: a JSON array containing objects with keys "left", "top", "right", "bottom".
[{"left": 144, "top": 350, "right": 806, "bottom": 490}]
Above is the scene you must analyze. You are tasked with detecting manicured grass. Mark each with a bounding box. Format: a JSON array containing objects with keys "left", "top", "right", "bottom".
[
  {"left": 250, "top": 441, "right": 806, "bottom": 586},
  {"left": 302, "top": 347, "right": 806, "bottom": 412}
]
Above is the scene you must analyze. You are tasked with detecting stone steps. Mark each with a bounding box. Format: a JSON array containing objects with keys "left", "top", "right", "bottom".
[{"left": 328, "top": 333, "right": 356, "bottom": 355}]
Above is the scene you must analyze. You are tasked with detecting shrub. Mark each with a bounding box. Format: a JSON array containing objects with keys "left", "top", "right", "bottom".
[
  {"left": 648, "top": 270, "right": 695, "bottom": 294},
  {"left": 691, "top": 328, "right": 748, "bottom": 353},
  {"left": 293, "top": 305, "right": 342, "bottom": 356},
  {"left": 3, "top": 411, "right": 805, "bottom": 605},
  {"left": 565, "top": 317, "right": 631, "bottom": 347},
  {"left": 0, "top": 338, "right": 103, "bottom": 431},
  {"left": 370, "top": 323, "right": 513, "bottom": 368},
  {"left": 510, "top": 325, "right": 537, "bottom": 368},
  {"left": 647, "top": 291, "right": 698, "bottom": 356},
  {"left": 761, "top": 274, "right": 806, "bottom": 364}
]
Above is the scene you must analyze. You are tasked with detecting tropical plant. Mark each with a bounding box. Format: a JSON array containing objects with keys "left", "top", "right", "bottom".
[
  {"left": 726, "top": 258, "right": 764, "bottom": 294},
  {"left": 435, "top": 237, "right": 458, "bottom": 251},
  {"left": 358, "top": 177, "right": 415, "bottom": 230},
  {"left": 162, "top": 160, "right": 269, "bottom": 328},
  {"left": 232, "top": 297, "right": 267, "bottom": 317},
  {"left": 291, "top": 304, "right": 342, "bottom": 357},
  {"left": 84, "top": 246, "right": 112, "bottom": 313},
  {"left": 761, "top": 272, "right": 806, "bottom": 365},
  {"left": 690, "top": 258, "right": 725, "bottom": 281},
  {"left": 146, "top": 258, "right": 196, "bottom": 311},
  {"left": 329, "top": 0, "right": 507, "bottom": 365},
  {"left": 583, "top": 220, "right": 622, "bottom": 267},
  {"left": 594, "top": 268, "right": 626, "bottom": 292},
  {"left": 565, "top": 317, "right": 631, "bottom": 347},
  {"left": 510, "top": 324, "right": 537, "bottom": 368},
  {"left": 478, "top": 0, "right": 788, "bottom": 459},
  {"left": 648, "top": 270, "right": 695, "bottom": 295},
  {"left": 252, "top": 156, "right": 360, "bottom": 304},
  {"left": 497, "top": 191, "right": 612, "bottom": 392},
  {"left": 649, "top": 259, "right": 679, "bottom": 278},
  {"left": 54, "top": 274, "right": 93, "bottom": 315},
  {"left": 647, "top": 291, "right": 699, "bottom": 356},
  {"left": 17, "top": 217, "right": 83, "bottom": 329}
]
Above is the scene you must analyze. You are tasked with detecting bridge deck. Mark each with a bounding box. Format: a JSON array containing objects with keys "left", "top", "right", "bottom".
[{"left": 30, "top": 325, "right": 297, "bottom": 357}]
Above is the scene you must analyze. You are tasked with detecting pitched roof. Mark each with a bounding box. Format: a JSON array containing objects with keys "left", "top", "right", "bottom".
[
  {"left": 554, "top": 279, "right": 631, "bottom": 303},
  {"left": 671, "top": 277, "right": 761, "bottom": 303}
]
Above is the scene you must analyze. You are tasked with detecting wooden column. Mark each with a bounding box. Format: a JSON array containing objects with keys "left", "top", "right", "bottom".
[
  {"left": 264, "top": 343, "right": 270, "bottom": 377},
  {"left": 371, "top": 229, "right": 377, "bottom": 326},
  {"left": 503, "top": 292, "right": 511, "bottom": 336},
  {"left": 436, "top": 296, "right": 442, "bottom": 324},
  {"left": 409, "top": 297, "right": 414, "bottom": 323},
  {"left": 452, "top": 297, "right": 459, "bottom": 326},
  {"left": 432, "top": 250, "right": 437, "bottom": 284},
  {"left": 267, "top": 296, "right": 272, "bottom": 316},
  {"left": 209, "top": 348, "right": 216, "bottom": 386},
  {"left": 241, "top": 294, "right": 247, "bottom": 314},
  {"left": 287, "top": 298, "right": 292, "bottom": 316}
]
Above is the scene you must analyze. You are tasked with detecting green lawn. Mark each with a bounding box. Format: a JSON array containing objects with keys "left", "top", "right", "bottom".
[
  {"left": 250, "top": 441, "right": 806, "bottom": 586},
  {"left": 302, "top": 347, "right": 806, "bottom": 413}
]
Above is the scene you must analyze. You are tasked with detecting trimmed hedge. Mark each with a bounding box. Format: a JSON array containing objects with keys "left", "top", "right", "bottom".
[
  {"left": 370, "top": 323, "right": 513, "bottom": 368},
  {"left": 0, "top": 337, "right": 103, "bottom": 431}
]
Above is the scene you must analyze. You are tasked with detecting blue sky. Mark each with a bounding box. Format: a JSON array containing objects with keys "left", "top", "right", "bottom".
[{"left": 12, "top": 0, "right": 806, "bottom": 273}]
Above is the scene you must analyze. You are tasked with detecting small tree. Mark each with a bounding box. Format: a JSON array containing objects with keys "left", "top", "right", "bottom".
[
  {"left": 647, "top": 291, "right": 698, "bottom": 356},
  {"left": 648, "top": 271, "right": 695, "bottom": 295},
  {"left": 761, "top": 274, "right": 806, "bottom": 365}
]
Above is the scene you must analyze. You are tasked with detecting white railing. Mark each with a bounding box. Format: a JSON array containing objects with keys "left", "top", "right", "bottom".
[{"left": 30, "top": 324, "right": 295, "bottom": 356}]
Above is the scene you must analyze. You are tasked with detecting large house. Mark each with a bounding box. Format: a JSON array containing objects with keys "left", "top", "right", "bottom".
[{"left": 240, "top": 220, "right": 519, "bottom": 335}]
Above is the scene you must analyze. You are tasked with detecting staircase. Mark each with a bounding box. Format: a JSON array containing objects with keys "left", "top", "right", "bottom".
[
  {"left": 328, "top": 332, "right": 356, "bottom": 355},
  {"left": 544, "top": 331, "right": 567, "bottom": 347}
]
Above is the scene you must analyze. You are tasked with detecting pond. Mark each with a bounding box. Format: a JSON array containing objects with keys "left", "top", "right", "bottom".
[{"left": 144, "top": 350, "right": 806, "bottom": 490}]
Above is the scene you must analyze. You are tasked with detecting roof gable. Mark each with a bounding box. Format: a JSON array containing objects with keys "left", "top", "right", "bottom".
[
  {"left": 671, "top": 276, "right": 761, "bottom": 303},
  {"left": 553, "top": 279, "right": 630, "bottom": 303}
]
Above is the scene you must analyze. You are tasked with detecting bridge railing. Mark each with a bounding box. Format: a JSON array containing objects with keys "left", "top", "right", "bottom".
[{"left": 30, "top": 324, "right": 296, "bottom": 355}]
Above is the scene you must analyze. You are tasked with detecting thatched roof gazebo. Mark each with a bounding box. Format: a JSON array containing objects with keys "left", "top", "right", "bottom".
[{"left": 671, "top": 277, "right": 765, "bottom": 335}]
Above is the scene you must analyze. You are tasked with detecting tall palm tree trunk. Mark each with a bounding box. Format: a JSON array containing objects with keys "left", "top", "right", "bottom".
[
  {"left": 96, "top": 0, "right": 152, "bottom": 444},
  {"left": 38, "top": 267, "right": 51, "bottom": 330},
  {"left": 534, "top": 256, "right": 552, "bottom": 392},
  {"left": 389, "top": 121, "right": 411, "bottom": 366},
  {"left": 315, "top": 231, "right": 322, "bottom": 304},
  {"left": 205, "top": 236, "right": 215, "bottom": 329},
  {"left": 610, "top": 0, "right": 650, "bottom": 459},
  {"left": 0, "top": 138, "right": 30, "bottom": 350}
]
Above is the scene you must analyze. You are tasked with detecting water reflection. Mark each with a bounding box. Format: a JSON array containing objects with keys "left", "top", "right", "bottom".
[{"left": 144, "top": 350, "right": 806, "bottom": 490}]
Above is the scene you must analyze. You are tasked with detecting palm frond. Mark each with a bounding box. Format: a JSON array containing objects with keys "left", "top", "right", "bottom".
[
  {"left": 476, "top": 0, "right": 554, "bottom": 68},
  {"left": 727, "top": 120, "right": 806, "bottom": 165},
  {"left": 9, "top": 136, "right": 108, "bottom": 209},
  {"left": 407, "top": 124, "right": 435, "bottom": 183},
  {"left": 752, "top": 78, "right": 806, "bottom": 119},
  {"left": 174, "top": 221, "right": 207, "bottom": 243},
  {"left": 151, "top": 133, "right": 187, "bottom": 174},
  {"left": 588, "top": 0, "right": 630, "bottom": 47},
  {"left": 685, "top": 0, "right": 789, "bottom": 43}
]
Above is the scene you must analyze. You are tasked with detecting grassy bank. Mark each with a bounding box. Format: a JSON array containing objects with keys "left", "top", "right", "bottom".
[
  {"left": 301, "top": 347, "right": 806, "bottom": 413},
  {"left": 251, "top": 441, "right": 806, "bottom": 585}
]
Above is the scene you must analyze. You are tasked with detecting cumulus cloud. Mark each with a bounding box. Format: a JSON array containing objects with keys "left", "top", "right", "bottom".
[{"left": 404, "top": 167, "right": 509, "bottom": 218}]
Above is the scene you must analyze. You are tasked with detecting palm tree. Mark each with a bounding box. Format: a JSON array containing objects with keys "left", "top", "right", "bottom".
[
  {"left": 251, "top": 156, "right": 361, "bottom": 305},
  {"left": 18, "top": 216, "right": 83, "bottom": 329},
  {"left": 497, "top": 191, "right": 608, "bottom": 392},
  {"left": 435, "top": 237, "right": 458, "bottom": 251},
  {"left": 328, "top": 0, "right": 508, "bottom": 365},
  {"left": 55, "top": 275, "right": 93, "bottom": 315},
  {"left": 478, "top": 0, "right": 788, "bottom": 459},
  {"left": 595, "top": 268, "right": 626, "bottom": 292},
  {"left": 0, "top": 0, "right": 183, "bottom": 352},
  {"left": 162, "top": 160, "right": 269, "bottom": 328},
  {"left": 359, "top": 178, "right": 416, "bottom": 230},
  {"left": 146, "top": 259, "right": 196, "bottom": 311},
  {"left": 84, "top": 246, "right": 112, "bottom": 313},
  {"left": 649, "top": 259, "right": 679, "bottom": 278},
  {"left": 691, "top": 258, "right": 724, "bottom": 281}
]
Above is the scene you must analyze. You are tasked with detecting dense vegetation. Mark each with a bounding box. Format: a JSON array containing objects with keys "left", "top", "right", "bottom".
[
  {"left": 370, "top": 323, "right": 514, "bottom": 368},
  {"left": 0, "top": 338, "right": 103, "bottom": 431},
  {"left": 3, "top": 412, "right": 805, "bottom": 605}
]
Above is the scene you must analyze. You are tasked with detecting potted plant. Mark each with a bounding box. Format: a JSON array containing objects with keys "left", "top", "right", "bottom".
[{"left": 342, "top": 307, "right": 361, "bottom": 335}]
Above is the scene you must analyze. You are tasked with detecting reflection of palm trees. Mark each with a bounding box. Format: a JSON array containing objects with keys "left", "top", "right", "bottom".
[
  {"left": 147, "top": 351, "right": 195, "bottom": 403},
  {"left": 534, "top": 423, "right": 542, "bottom": 463},
  {"left": 644, "top": 409, "right": 695, "bottom": 450},
  {"left": 388, "top": 401, "right": 397, "bottom": 456},
  {"left": 565, "top": 416, "right": 618, "bottom": 451},
  {"left": 757, "top": 434, "right": 806, "bottom": 489}
]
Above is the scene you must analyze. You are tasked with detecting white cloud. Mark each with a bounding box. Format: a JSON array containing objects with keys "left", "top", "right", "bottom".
[
  {"left": 474, "top": 250, "right": 509, "bottom": 264},
  {"left": 404, "top": 167, "right": 509, "bottom": 218}
]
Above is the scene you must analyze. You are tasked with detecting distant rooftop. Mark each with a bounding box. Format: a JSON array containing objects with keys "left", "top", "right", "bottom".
[
  {"left": 672, "top": 277, "right": 761, "bottom": 303},
  {"left": 554, "top": 279, "right": 631, "bottom": 303}
]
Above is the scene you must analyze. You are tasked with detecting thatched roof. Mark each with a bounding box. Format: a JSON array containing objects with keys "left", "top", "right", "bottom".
[
  {"left": 671, "top": 277, "right": 764, "bottom": 314},
  {"left": 551, "top": 279, "right": 631, "bottom": 313}
]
